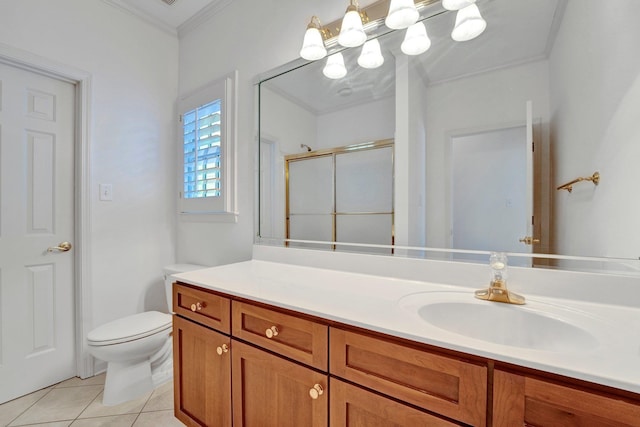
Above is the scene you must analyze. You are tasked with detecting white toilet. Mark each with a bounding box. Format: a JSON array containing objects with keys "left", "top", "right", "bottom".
[{"left": 87, "top": 264, "right": 204, "bottom": 406}]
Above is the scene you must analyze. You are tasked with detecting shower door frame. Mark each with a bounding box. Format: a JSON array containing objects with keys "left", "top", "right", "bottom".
[{"left": 284, "top": 138, "right": 395, "bottom": 251}]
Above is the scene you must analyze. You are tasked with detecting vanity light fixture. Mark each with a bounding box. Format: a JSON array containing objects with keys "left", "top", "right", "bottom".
[
  {"left": 401, "top": 21, "right": 431, "bottom": 55},
  {"left": 385, "top": 0, "right": 419, "bottom": 29},
  {"left": 357, "top": 39, "right": 385, "bottom": 69},
  {"left": 300, "top": 0, "right": 488, "bottom": 79},
  {"left": 338, "top": 0, "right": 367, "bottom": 48},
  {"left": 451, "top": 3, "right": 487, "bottom": 41},
  {"left": 441, "top": 0, "right": 476, "bottom": 11},
  {"left": 300, "top": 16, "right": 329, "bottom": 61},
  {"left": 323, "top": 52, "right": 348, "bottom": 79}
]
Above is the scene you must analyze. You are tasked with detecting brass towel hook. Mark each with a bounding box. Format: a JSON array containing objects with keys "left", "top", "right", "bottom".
[{"left": 557, "top": 172, "right": 600, "bottom": 193}]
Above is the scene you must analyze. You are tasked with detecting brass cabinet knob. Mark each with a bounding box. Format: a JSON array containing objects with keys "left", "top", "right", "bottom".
[
  {"left": 190, "top": 302, "right": 204, "bottom": 312},
  {"left": 265, "top": 326, "right": 279, "bottom": 339},
  {"left": 216, "top": 343, "right": 229, "bottom": 356},
  {"left": 309, "top": 384, "right": 324, "bottom": 400}
]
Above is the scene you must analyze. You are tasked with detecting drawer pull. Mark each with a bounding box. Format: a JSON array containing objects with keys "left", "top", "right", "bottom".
[
  {"left": 216, "top": 343, "right": 229, "bottom": 356},
  {"left": 265, "top": 326, "right": 279, "bottom": 339},
  {"left": 309, "top": 384, "right": 324, "bottom": 400},
  {"left": 190, "top": 302, "right": 205, "bottom": 312}
]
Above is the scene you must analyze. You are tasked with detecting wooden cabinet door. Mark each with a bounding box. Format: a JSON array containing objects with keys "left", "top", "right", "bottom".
[
  {"left": 493, "top": 369, "right": 640, "bottom": 427},
  {"left": 173, "top": 315, "right": 231, "bottom": 427},
  {"left": 232, "top": 340, "right": 328, "bottom": 427},
  {"left": 330, "top": 378, "right": 461, "bottom": 427}
]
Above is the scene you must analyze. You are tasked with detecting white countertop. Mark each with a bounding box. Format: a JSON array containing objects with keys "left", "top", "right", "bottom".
[{"left": 174, "top": 259, "right": 640, "bottom": 394}]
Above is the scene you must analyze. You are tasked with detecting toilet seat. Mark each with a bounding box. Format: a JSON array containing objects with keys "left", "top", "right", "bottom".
[{"left": 87, "top": 311, "right": 171, "bottom": 346}]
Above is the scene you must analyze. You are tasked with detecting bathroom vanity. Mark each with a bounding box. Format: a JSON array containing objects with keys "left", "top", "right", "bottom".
[{"left": 171, "top": 248, "right": 640, "bottom": 427}]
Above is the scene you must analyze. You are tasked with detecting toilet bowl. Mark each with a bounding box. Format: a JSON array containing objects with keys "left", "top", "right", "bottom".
[{"left": 87, "top": 264, "right": 205, "bottom": 406}]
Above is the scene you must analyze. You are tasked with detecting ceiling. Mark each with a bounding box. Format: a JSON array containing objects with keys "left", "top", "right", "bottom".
[{"left": 102, "top": 0, "right": 226, "bottom": 35}]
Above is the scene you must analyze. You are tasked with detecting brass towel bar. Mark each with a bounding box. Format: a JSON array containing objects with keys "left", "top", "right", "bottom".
[{"left": 557, "top": 172, "right": 600, "bottom": 193}]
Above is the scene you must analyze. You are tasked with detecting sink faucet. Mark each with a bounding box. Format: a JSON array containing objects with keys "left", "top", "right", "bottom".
[{"left": 475, "top": 252, "right": 525, "bottom": 305}]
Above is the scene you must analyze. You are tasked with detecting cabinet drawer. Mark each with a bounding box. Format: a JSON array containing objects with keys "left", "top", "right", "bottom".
[
  {"left": 232, "top": 301, "right": 328, "bottom": 371},
  {"left": 330, "top": 378, "right": 461, "bottom": 427},
  {"left": 173, "top": 283, "right": 231, "bottom": 333},
  {"left": 493, "top": 369, "right": 640, "bottom": 427},
  {"left": 330, "top": 328, "right": 487, "bottom": 427}
]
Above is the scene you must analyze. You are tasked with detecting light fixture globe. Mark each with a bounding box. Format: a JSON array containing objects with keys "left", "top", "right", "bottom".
[
  {"left": 442, "top": 0, "right": 476, "bottom": 11},
  {"left": 401, "top": 22, "right": 431, "bottom": 55},
  {"left": 300, "top": 24, "right": 327, "bottom": 61},
  {"left": 323, "top": 52, "right": 347, "bottom": 79},
  {"left": 338, "top": 5, "right": 367, "bottom": 47},
  {"left": 358, "top": 39, "right": 384, "bottom": 69},
  {"left": 385, "top": 0, "right": 419, "bottom": 30},
  {"left": 451, "top": 4, "right": 486, "bottom": 41}
]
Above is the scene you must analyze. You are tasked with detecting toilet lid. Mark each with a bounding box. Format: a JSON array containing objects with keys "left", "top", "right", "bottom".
[{"left": 87, "top": 311, "right": 172, "bottom": 346}]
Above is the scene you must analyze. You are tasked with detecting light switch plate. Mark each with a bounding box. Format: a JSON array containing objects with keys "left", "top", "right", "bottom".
[{"left": 99, "top": 184, "right": 113, "bottom": 201}]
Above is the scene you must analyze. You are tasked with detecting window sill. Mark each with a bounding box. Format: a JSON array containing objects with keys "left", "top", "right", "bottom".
[{"left": 179, "top": 211, "right": 239, "bottom": 223}]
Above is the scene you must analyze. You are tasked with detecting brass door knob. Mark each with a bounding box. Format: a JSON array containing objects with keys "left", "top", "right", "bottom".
[
  {"left": 190, "top": 302, "right": 205, "bottom": 312},
  {"left": 47, "top": 241, "right": 72, "bottom": 252},
  {"left": 265, "top": 326, "right": 279, "bottom": 339},
  {"left": 309, "top": 384, "right": 324, "bottom": 400},
  {"left": 216, "top": 344, "right": 229, "bottom": 356},
  {"left": 519, "top": 236, "right": 540, "bottom": 245}
]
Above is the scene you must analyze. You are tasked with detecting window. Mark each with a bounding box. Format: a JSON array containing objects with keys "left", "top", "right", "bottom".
[
  {"left": 183, "top": 99, "right": 222, "bottom": 198},
  {"left": 178, "top": 71, "right": 237, "bottom": 220}
]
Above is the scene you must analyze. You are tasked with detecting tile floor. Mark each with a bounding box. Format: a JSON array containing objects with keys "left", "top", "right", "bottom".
[{"left": 0, "top": 375, "right": 184, "bottom": 427}]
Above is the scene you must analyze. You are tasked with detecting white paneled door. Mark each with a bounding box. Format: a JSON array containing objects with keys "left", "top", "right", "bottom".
[{"left": 0, "top": 62, "right": 76, "bottom": 403}]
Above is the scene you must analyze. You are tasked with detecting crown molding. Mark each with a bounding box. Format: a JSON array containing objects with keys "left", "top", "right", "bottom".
[
  {"left": 101, "top": 0, "right": 178, "bottom": 36},
  {"left": 100, "top": 0, "right": 235, "bottom": 38},
  {"left": 177, "top": 0, "right": 234, "bottom": 38}
]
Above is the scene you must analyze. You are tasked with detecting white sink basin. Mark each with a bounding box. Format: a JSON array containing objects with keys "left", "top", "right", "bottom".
[{"left": 398, "top": 292, "right": 601, "bottom": 352}]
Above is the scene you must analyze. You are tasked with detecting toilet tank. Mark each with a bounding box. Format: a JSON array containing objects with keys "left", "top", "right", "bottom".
[{"left": 163, "top": 264, "right": 206, "bottom": 312}]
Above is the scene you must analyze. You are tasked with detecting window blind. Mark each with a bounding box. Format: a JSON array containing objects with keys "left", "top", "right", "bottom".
[{"left": 183, "top": 99, "right": 222, "bottom": 199}]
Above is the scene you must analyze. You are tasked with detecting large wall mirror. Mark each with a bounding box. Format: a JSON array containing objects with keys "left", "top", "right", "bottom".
[{"left": 257, "top": 0, "right": 640, "bottom": 274}]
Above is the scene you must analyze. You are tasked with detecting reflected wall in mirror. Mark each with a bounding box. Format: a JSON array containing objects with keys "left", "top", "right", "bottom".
[{"left": 258, "top": 0, "right": 640, "bottom": 273}]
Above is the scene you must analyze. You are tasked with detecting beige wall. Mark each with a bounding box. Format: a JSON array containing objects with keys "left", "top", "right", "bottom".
[{"left": 550, "top": 0, "right": 640, "bottom": 260}]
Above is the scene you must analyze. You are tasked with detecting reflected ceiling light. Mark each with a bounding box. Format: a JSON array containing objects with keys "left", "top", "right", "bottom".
[
  {"left": 299, "top": 16, "right": 328, "bottom": 61},
  {"left": 385, "top": 0, "right": 419, "bottom": 30},
  {"left": 323, "top": 52, "right": 348, "bottom": 79},
  {"left": 451, "top": 4, "right": 486, "bottom": 41},
  {"left": 358, "top": 39, "right": 385, "bottom": 69},
  {"left": 442, "top": 0, "right": 476, "bottom": 11},
  {"left": 338, "top": 1, "right": 367, "bottom": 47},
  {"left": 401, "top": 21, "right": 431, "bottom": 55}
]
